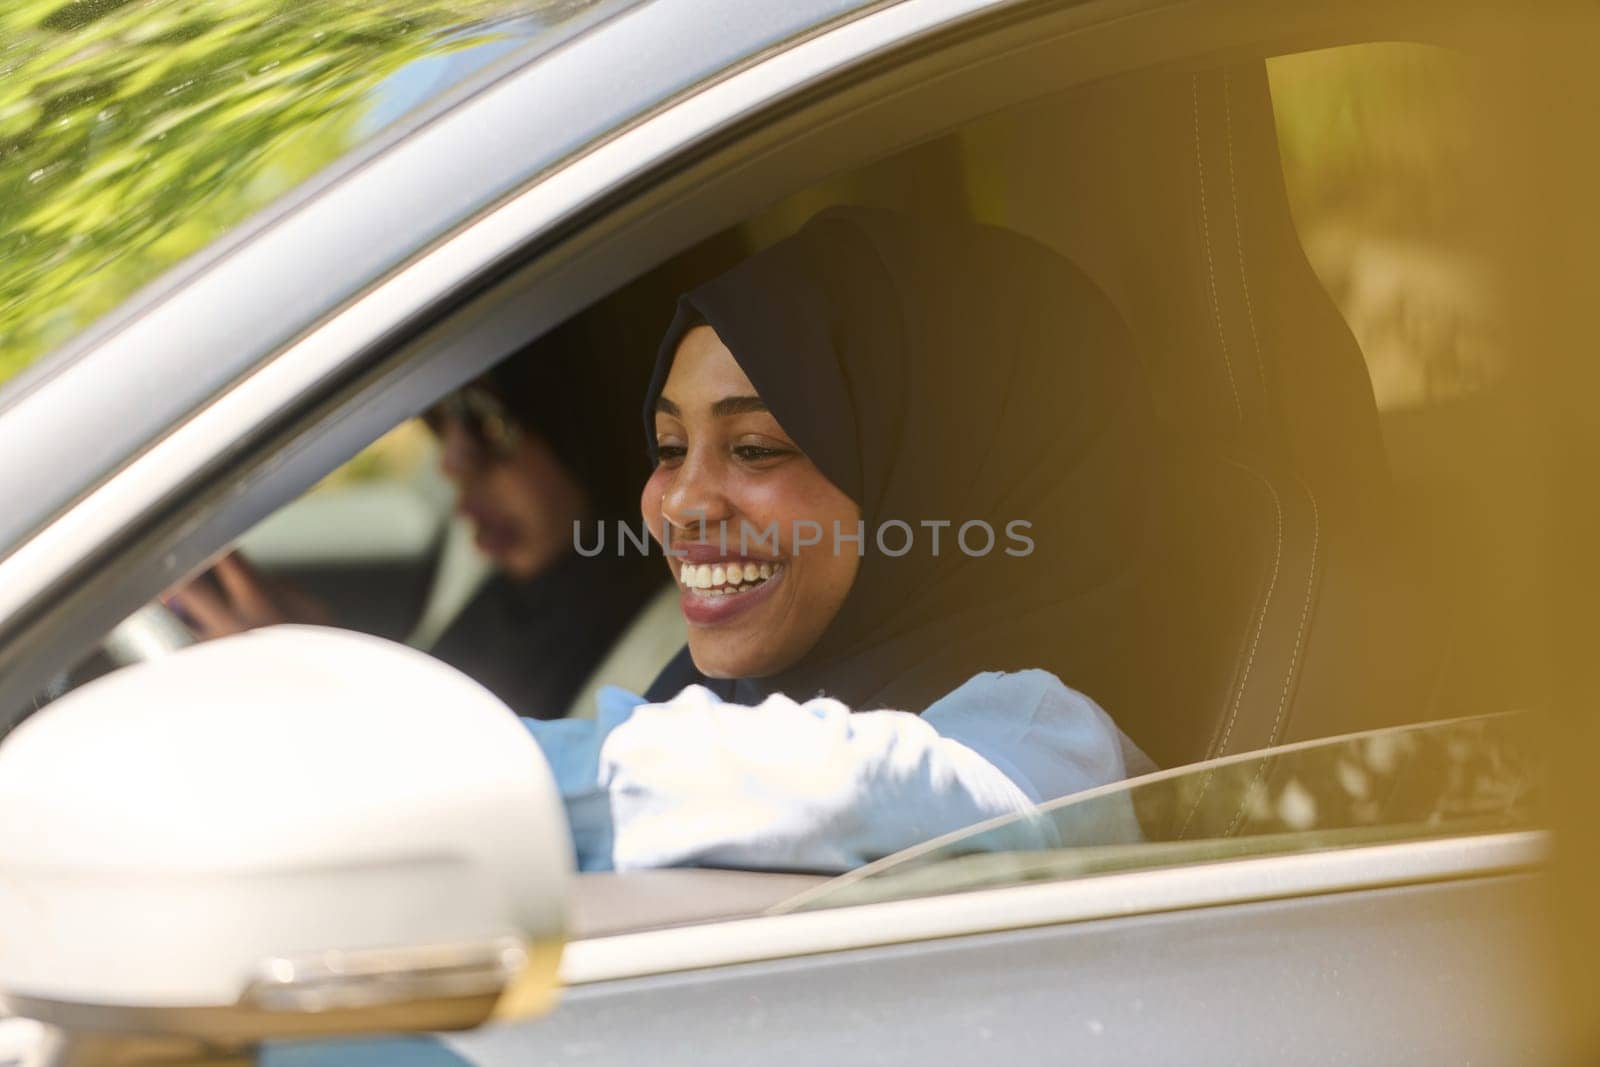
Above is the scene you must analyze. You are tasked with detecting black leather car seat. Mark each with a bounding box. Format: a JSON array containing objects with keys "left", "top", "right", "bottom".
[{"left": 962, "top": 61, "right": 1442, "bottom": 769}]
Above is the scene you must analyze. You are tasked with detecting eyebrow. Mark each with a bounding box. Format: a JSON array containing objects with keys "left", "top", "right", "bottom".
[
  {"left": 712, "top": 395, "right": 769, "bottom": 417},
  {"left": 653, "top": 395, "right": 769, "bottom": 418}
]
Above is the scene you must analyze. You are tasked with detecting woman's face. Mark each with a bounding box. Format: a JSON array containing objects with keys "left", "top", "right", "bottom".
[
  {"left": 438, "top": 417, "right": 586, "bottom": 581},
  {"left": 642, "top": 325, "right": 861, "bottom": 679}
]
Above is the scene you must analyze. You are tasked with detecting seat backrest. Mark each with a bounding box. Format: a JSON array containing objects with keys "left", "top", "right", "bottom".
[{"left": 960, "top": 62, "right": 1441, "bottom": 767}]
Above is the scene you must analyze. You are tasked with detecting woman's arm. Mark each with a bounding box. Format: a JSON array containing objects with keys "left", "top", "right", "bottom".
[{"left": 524, "top": 671, "right": 1130, "bottom": 873}]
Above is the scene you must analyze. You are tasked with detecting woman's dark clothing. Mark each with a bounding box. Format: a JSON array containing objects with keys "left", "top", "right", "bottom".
[
  {"left": 431, "top": 549, "right": 659, "bottom": 720},
  {"left": 430, "top": 295, "right": 670, "bottom": 719},
  {"left": 643, "top": 207, "right": 1159, "bottom": 715}
]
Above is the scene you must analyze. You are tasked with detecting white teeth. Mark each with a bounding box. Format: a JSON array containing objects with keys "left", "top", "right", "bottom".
[{"left": 679, "top": 560, "right": 781, "bottom": 593}]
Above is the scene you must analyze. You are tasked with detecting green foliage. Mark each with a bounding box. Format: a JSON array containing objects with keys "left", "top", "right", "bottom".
[{"left": 0, "top": 0, "right": 559, "bottom": 387}]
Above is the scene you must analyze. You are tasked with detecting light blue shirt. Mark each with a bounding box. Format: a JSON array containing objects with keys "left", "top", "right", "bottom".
[{"left": 522, "top": 669, "right": 1143, "bottom": 873}]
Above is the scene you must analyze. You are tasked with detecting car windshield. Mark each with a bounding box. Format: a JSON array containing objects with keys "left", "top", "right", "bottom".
[
  {"left": 781, "top": 712, "right": 1543, "bottom": 912},
  {"left": 0, "top": 0, "right": 622, "bottom": 391}
]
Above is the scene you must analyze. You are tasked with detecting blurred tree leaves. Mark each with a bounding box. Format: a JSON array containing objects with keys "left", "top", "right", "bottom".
[{"left": 0, "top": 0, "right": 573, "bottom": 387}]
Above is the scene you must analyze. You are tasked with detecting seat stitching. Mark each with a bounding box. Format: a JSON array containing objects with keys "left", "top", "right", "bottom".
[
  {"left": 1176, "top": 457, "right": 1283, "bottom": 839},
  {"left": 1213, "top": 460, "right": 1284, "bottom": 757},
  {"left": 1193, "top": 73, "right": 1243, "bottom": 423},
  {"left": 1223, "top": 475, "right": 1321, "bottom": 837},
  {"left": 1222, "top": 71, "right": 1267, "bottom": 390},
  {"left": 1270, "top": 474, "right": 1320, "bottom": 747}
]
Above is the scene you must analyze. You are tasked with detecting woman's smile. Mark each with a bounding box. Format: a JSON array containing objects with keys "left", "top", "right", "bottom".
[{"left": 674, "top": 557, "right": 787, "bottom": 625}]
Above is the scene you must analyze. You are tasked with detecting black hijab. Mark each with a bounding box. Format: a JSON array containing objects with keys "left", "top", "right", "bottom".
[{"left": 644, "top": 207, "right": 1156, "bottom": 715}]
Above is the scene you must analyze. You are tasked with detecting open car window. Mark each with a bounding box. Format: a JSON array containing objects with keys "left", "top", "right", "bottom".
[{"left": 781, "top": 712, "right": 1544, "bottom": 913}]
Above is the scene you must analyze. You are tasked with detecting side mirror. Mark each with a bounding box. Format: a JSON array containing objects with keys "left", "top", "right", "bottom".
[{"left": 0, "top": 626, "right": 570, "bottom": 1062}]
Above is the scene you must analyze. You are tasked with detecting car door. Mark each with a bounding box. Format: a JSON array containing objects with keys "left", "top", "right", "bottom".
[{"left": 262, "top": 715, "right": 1552, "bottom": 1065}]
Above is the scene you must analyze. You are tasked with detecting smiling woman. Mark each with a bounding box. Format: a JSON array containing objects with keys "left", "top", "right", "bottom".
[
  {"left": 645, "top": 323, "right": 862, "bottom": 679},
  {"left": 518, "top": 205, "right": 1155, "bottom": 873},
  {"left": 640, "top": 205, "right": 1156, "bottom": 715}
]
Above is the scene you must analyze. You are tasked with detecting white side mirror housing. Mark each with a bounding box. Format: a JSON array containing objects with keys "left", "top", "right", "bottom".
[{"left": 0, "top": 626, "right": 570, "bottom": 1054}]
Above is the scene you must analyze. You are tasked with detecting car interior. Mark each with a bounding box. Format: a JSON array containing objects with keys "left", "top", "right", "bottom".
[
  {"left": 22, "top": 24, "right": 1540, "bottom": 934},
  {"left": 210, "top": 48, "right": 1523, "bottom": 742}
]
